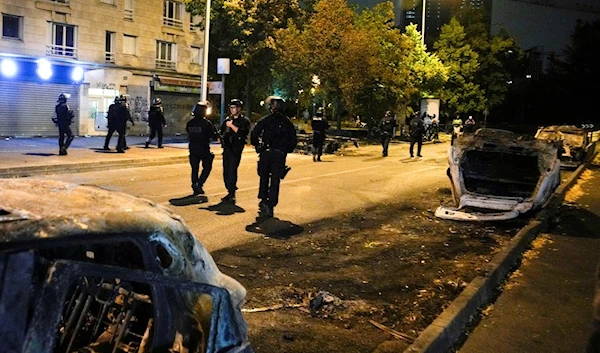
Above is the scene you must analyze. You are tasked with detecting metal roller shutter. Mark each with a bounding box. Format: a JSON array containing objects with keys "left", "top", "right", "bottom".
[{"left": 0, "top": 82, "right": 80, "bottom": 137}]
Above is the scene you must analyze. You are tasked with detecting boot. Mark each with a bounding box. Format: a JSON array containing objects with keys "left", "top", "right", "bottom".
[
  {"left": 192, "top": 183, "right": 204, "bottom": 195},
  {"left": 59, "top": 147, "right": 67, "bottom": 156},
  {"left": 65, "top": 136, "right": 74, "bottom": 149},
  {"left": 221, "top": 192, "right": 236, "bottom": 203},
  {"left": 145, "top": 140, "right": 150, "bottom": 148}
]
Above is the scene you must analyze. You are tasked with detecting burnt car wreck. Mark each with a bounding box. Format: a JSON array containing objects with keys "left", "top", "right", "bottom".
[
  {"left": 0, "top": 179, "right": 253, "bottom": 353},
  {"left": 535, "top": 125, "right": 591, "bottom": 168},
  {"left": 436, "top": 129, "right": 561, "bottom": 221}
]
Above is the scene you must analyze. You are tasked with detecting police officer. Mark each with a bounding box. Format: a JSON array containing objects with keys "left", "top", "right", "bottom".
[
  {"left": 115, "top": 95, "right": 134, "bottom": 153},
  {"left": 464, "top": 115, "right": 476, "bottom": 134},
  {"left": 54, "top": 93, "right": 75, "bottom": 156},
  {"left": 103, "top": 96, "right": 120, "bottom": 151},
  {"left": 379, "top": 110, "right": 397, "bottom": 157},
  {"left": 145, "top": 98, "right": 167, "bottom": 148},
  {"left": 220, "top": 99, "right": 251, "bottom": 203},
  {"left": 409, "top": 112, "right": 424, "bottom": 158},
  {"left": 311, "top": 107, "right": 330, "bottom": 162},
  {"left": 250, "top": 96, "right": 297, "bottom": 219},
  {"left": 187, "top": 101, "right": 217, "bottom": 195}
]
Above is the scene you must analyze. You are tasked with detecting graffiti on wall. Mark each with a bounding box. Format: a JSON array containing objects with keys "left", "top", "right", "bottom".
[{"left": 131, "top": 96, "right": 149, "bottom": 123}]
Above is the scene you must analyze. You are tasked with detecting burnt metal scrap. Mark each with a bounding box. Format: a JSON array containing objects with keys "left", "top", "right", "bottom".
[
  {"left": 436, "top": 129, "right": 561, "bottom": 221},
  {"left": 0, "top": 179, "right": 253, "bottom": 353},
  {"left": 535, "top": 125, "right": 592, "bottom": 168}
]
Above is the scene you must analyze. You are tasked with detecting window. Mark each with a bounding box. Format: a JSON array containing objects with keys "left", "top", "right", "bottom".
[
  {"left": 123, "top": 34, "right": 137, "bottom": 55},
  {"left": 190, "top": 14, "right": 199, "bottom": 31},
  {"left": 48, "top": 0, "right": 69, "bottom": 3},
  {"left": 124, "top": 0, "right": 134, "bottom": 20},
  {"left": 105, "top": 31, "right": 115, "bottom": 63},
  {"left": 48, "top": 23, "right": 77, "bottom": 57},
  {"left": 156, "top": 41, "right": 176, "bottom": 70},
  {"left": 2, "top": 14, "right": 22, "bottom": 40},
  {"left": 100, "top": 0, "right": 116, "bottom": 4},
  {"left": 163, "top": 1, "right": 183, "bottom": 29},
  {"left": 190, "top": 47, "right": 202, "bottom": 65}
]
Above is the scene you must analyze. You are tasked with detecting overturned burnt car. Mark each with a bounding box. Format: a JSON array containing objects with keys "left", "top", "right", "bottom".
[
  {"left": 436, "top": 129, "right": 560, "bottom": 221},
  {"left": 0, "top": 179, "right": 253, "bottom": 353},
  {"left": 535, "top": 125, "right": 591, "bottom": 168}
]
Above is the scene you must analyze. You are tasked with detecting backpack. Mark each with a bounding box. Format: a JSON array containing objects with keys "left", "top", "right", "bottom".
[{"left": 410, "top": 117, "right": 424, "bottom": 136}]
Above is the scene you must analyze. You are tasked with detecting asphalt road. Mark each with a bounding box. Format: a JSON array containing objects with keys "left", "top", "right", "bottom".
[{"left": 32, "top": 142, "right": 450, "bottom": 251}]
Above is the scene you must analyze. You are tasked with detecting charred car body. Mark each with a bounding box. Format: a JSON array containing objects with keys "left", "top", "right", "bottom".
[
  {"left": 0, "top": 179, "right": 253, "bottom": 353},
  {"left": 535, "top": 125, "right": 591, "bottom": 168},
  {"left": 436, "top": 129, "right": 561, "bottom": 221}
]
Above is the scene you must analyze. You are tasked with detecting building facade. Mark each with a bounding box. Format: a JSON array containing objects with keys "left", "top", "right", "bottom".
[{"left": 0, "top": 0, "right": 204, "bottom": 137}]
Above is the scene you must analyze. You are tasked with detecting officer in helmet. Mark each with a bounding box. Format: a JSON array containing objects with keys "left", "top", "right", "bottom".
[
  {"left": 219, "top": 98, "right": 251, "bottom": 203},
  {"left": 103, "top": 96, "right": 120, "bottom": 151},
  {"left": 54, "top": 93, "right": 75, "bottom": 155},
  {"left": 186, "top": 101, "right": 217, "bottom": 195},
  {"left": 311, "top": 107, "right": 330, "bottom": 162},
  {"left": 250, "top": 96, "right": 297, "bottom": 219},
  {"left": 379, "top": 110, "right": 398, "bottom": 157},
  {"left": 145, "top": 98, "right": 167, "bottom": 148},
  {"left": 114, "top": 95, "right": 134, "bottom": 153}
]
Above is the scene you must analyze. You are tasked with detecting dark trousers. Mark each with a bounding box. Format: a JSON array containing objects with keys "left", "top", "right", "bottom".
[
  {"left": 148, "top": 125, "right": 163, "bottom": 146},
  {"left": 381, "top": 134, "right": 391, "bottom": 156},
  {"left": 410, "top": 135, "right": 422, "bottom": 156},
  {"left": 313, "top": 133, "right": 325, "bottom": 156},
  {"left": 58, "top": 125, "right": 74, "bottom": 150},
  {"left": 104, "top": 126, "right": 118, "bottom": 149},
  {"left": 223, "top": 149, "right": 243, "bottom": 193},
  {"left": 257, "top": 149, "right": 287, "bottom": 207},
  {"left": 116, "top": 126, "right": 127, "bottom": 151},
  {"left": 190, "top": 150, "right": 214, "bottom": 188}
]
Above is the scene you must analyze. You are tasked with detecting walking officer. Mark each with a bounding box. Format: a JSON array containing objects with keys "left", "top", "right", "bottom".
[
  {"left": 409, "top": 112, "right": 424, "bottom": 158},
  {"left": 379, "top": 110, "right": 397, "bottom": 157},
  {"left": 311, "top": 107, "right": 330, "bottom": 162},
  {"left": 103, "top": 96, "right": 120, "bottom": 151},
  {"left": 250, "top": 96, "right": 297, "bottom": 219},
  {"left": 187, "top": 101, "right": 217, "bottom": 195},
  {"left": 220, "top": 99, "right": 251, "bottom": 203},
  {"left": 53, "top": 93, "right": 75, "bottom": 156},
  {"left": 115, "top": 95, "right": 134, "bottom": 153},
  {"left": 145, "top": 98, "right": 167, "bottom": 148}
]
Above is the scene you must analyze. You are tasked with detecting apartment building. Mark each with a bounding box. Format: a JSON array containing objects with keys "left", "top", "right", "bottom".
[{"left": 0, "top": 0, "right": 204, "bottom": 137}]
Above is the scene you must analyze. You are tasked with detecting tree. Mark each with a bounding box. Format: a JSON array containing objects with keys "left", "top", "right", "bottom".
[
  {"left": 185, "top": 0, "right": 302, "bottom": 118},
  {"left": 434, "top": 18, "right": 485, "bottom": 117}
]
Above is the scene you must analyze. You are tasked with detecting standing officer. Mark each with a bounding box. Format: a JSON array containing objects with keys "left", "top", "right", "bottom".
[
  {"left": 54, "top": 93, "right": 75, "bottom": 156},
  {"left": 409, "top": 112, "right": 424, "bottom": 158},
  {"left": 220, "top": 99, "right": 251, "bottom": 203},
  {"left": 464, "top": 115, "right": 476, "bottom": 134},
  {"left": 379, "top": 110, "right": 397, "bottom": 157},
  {"left": 250, "top": 96, "right": 297, "bottom": 219},
  {"left": 115, "top": 95, "right": 134, "bottom": 153},
  {"left": 145, "top": 98, "right": 167, "bottom": 148},
  {"left": 103, "top": 96, "right": 120, "bottom": 151},
  {"left": 311, "top": 107, "right": 330, "bottom": 162},
  {"left": 187, "top": 101, "right": 217, "bottom": 196}
]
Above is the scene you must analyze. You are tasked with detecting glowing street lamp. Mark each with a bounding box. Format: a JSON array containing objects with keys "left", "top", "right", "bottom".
[
  {"left": 36, "top": 58, "right": 52, "bottom": 80},
  {"left": 0, "top": 59, "right": 17, "bottom": 77}
]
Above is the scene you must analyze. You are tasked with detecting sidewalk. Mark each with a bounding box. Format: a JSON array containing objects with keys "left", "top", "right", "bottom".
[
  {"left": 458, "top": 163, "right": 600, "bottom": 353},
  {"left": 0, "top": 136, "right": 236, "bottom": 178}
]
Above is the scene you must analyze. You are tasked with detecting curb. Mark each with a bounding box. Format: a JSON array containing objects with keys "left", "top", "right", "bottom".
[{"left": 402, "top": 149, "right": 596, "bottom": 353}]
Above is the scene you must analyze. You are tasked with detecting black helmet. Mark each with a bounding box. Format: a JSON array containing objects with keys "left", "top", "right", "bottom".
[
  {"left": 192, "top": 101, "right": 208, "bottom": 117},
  {"left": 57, "top": 93, "right": 67, "bottom": 103},
  {"left": 152, "top": 98, "right": 162, "bottom": 106},
  {"left": 266, "top": 96, "right": 284, "bottom": 112},
  {"left": 384, "top": 110, "right": 392, "bottom": 118},
  {"left": 229, "top": 99, "right": 243, "bottom": 107},
  {"left": 316, "top": 107, "right": 325, "bottom": 117}
]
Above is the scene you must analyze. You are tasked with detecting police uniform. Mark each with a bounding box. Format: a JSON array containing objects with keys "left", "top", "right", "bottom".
[
  {"left": 103, "top": 98, "right": 119, "bottom": 150},
  {"left": 409, "top": 114, "right": 424, "bottom": 157},
  {"left": 220, "top": 108, "right": 250, "bottom": 202},
  {"left": 146, "top": 100, "right": 167, "bottom": 148},
  {"left": 250, "top": 98, "right": 297, "bottom": 218},
  {"left": 54, "top": 95, "right": 74, "bottom": 155},
  {"left": 187, "top": 103, "right": 217, "bottom": 195},
  {"left": 115, "top": 99, "right": 133, "bottom": 153},
  {"left": 311, "top": 109, "right": 330, "bottom": 161},
  {"left": 379, "top": 112, "right": 397, "bottom": 157}
]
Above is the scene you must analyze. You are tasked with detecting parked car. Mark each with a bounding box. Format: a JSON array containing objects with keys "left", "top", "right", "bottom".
[
  {"left": 436, "top": 129, "right": 560, "bottom": 221},
  {"left": 535, "top": 125, "right": 592, "bottom": 168},
  {"left": 0, "top": 179, "right": 253, "bottom": 353}
]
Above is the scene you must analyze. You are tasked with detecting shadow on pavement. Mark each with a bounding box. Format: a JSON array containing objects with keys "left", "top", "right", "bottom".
[
  {"left": 201, "top": 201, "right": 245, "bottom": 216},
  {"left": 550, "top": 204, "right": 600, "bottom": 239},
  {"left": 245, "top": 217, "right": 304, "bottom": 239},
  {"left": 23, "top": 152, "right": 56, "bottom": 157},
  {"left": 169, "top": 194, "right": 208, "bottom": 206}
]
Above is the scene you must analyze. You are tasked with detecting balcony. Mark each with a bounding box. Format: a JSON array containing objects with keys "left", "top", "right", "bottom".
[
  {"left": 155, "top": 59, "right": 176, "bottom": 70},
  {"left": 105, "top": 52, "right": 115, "bottom": 63},
  {"left": 124, "top": 9, "right": 134, "bottom": 20},
  {"left": 46, "top": 44, "right": 77, "bottom": 58},
  {"left": 163, "top": 17, "right": 183, "bottom": 29}
]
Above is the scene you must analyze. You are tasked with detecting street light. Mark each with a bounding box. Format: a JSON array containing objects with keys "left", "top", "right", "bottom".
[
  {"left": 200, "top": 0, "right": 212, "bottom": 103},
  {"left": 421, "top": 0, "right": 427, "bottom": 45}
]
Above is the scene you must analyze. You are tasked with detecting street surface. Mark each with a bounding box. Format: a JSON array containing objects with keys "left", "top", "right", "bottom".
[{"left": 33, "top": 142, "right": 450, "bottom": 251}]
